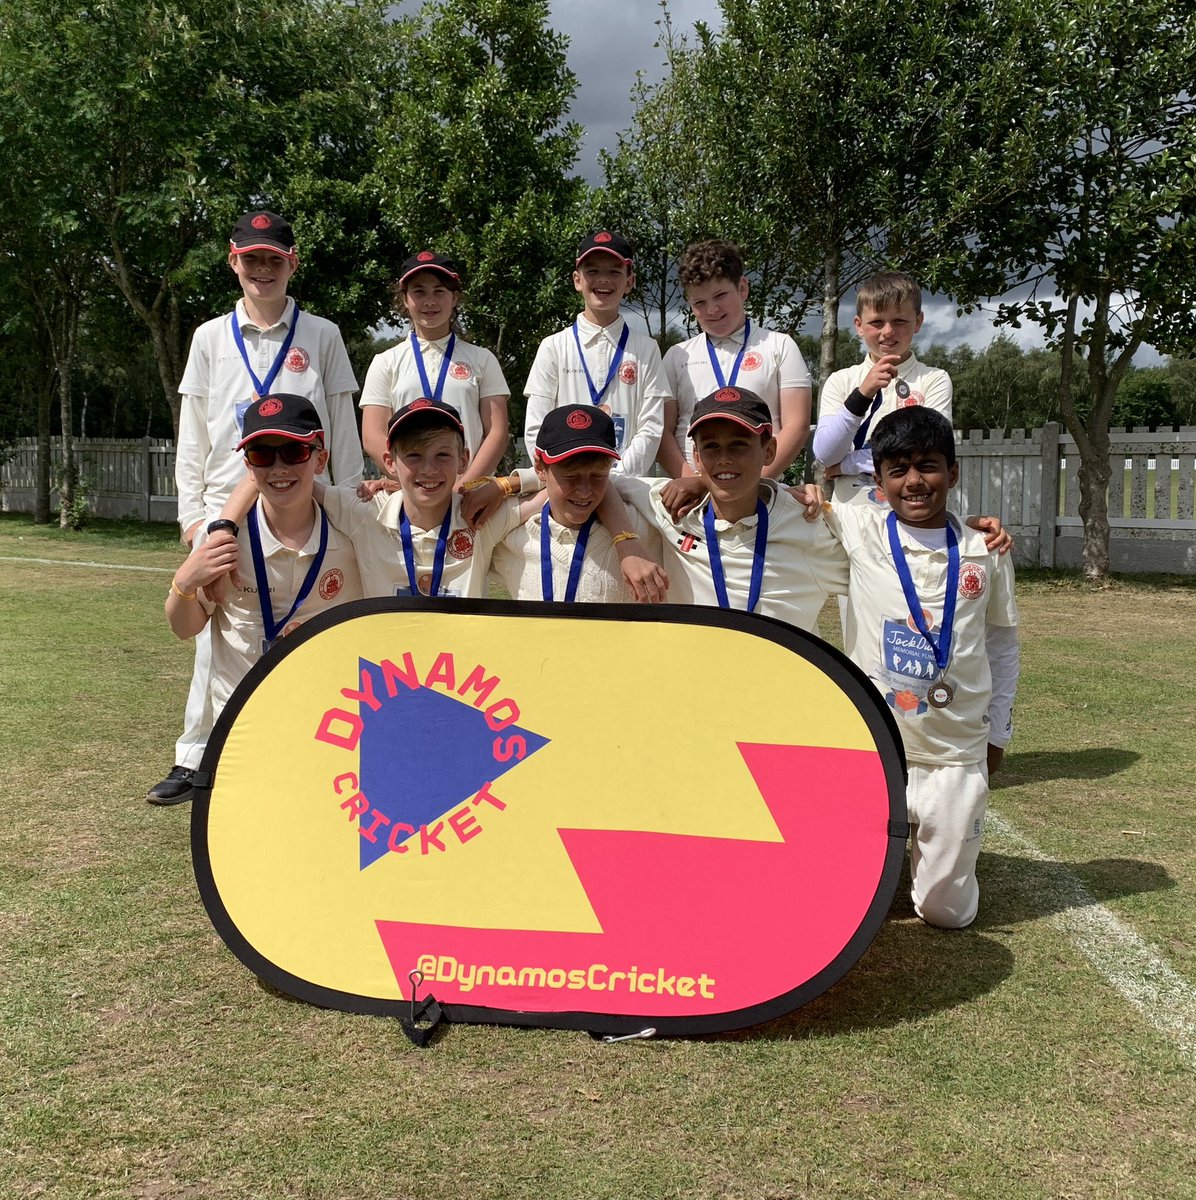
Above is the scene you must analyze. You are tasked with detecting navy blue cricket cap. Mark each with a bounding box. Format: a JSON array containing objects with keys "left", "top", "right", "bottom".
[
  {"left": 235, "top": 393, "right": 323, "bottom": 448},
  {"left": 536, "top": 405, "right": 620, "bottom": 464},
  {"left": 386, "top": 398, "right": 465, "bottom": 443}
]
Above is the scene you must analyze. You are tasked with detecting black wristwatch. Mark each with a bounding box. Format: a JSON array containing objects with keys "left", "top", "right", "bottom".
[{"left": 206, "top": 518, "right": 239, "bottom": 538}]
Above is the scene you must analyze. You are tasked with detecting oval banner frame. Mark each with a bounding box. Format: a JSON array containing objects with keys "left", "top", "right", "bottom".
[{"left": 192, "top": 599, "right": 908, "bottom": 1037}]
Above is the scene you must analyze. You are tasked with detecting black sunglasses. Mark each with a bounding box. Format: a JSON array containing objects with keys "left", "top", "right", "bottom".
[{"left": 244, "top": 442, "right": 318, "bottom": 468}]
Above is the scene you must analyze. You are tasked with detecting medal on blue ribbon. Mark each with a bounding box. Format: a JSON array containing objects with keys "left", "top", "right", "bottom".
[
  {"left": 571, "top": 320, "right": 630, "bottom": 406},
  {"left": 409, "top": 332, "right": 457, "bottom": 403},
  {"left": 540, "top": 504, "right": 594, "bottom": 603},
  {"left": 853, "top": 376, "right": 911, "bottom": 451},
  {"left": 247, "top": 500, "right": 328, "bottom": 655},
  {"left": 704, "top": 498, "right": 769, "bottom": 613},
  {"left": 706, "top": 318, "right": 752, "bottom": 389},
  {"left": 400, "top": 505, "right": 452, "bottom": 597},
  {"left": 886, "top": 512, "right": 959, "bottom": 706},
  {"left": 231, "top": 305, "right": 301, "bottom": 407}
]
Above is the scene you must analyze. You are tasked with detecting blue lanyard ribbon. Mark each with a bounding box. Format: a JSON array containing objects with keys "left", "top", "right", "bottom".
[
  {"left": 704, "top": 497, "right": 768, "bottom": 613},
  {"left": 231, "top": 305, "right": 300, "bottom": 399},
  {"left": 247, "top": 500, "right": 328, "bottom": 646},
  {"left": 886, "top": 512, "right": 959, "bottom": 674},
  {"left": 410, "top": 332, "right": 457, "bottom": 402},
  {"left": 400, "top": 505, "right": 452, "bottom": 597},
  {"left": 540, "top": 504, "right": 594, "bottom": 602},
  {"left": 706, "top": 318, "right": 751, "bottom": 389},
  {"left": 571, "top": 320, "right": 630, "bottom": 406}
]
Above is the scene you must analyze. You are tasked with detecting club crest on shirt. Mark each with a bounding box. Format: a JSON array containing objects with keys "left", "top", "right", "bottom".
[
  {"left": 741, "top": 351, "right": 763, "bottom": 372},
  {"left": 285, "top": 347, "right": 310, "bottom": 373},
  {"left": 447, "top": 529, "right": 475, "bottom": 560},
  {"left": 959, "top": 562, "right": 987, "bottom": 599},
  {"left": 319, "top": 568, "right": 345, "bottom": 601},
  {"left": 449, "top": 362, "right": 471, "bottom": 381},
  {"left": 901, "top": 389, "right": 925, "bottom": 408},
  {"left": 618, "top": 362, "right": 638, "bottom": 385}
]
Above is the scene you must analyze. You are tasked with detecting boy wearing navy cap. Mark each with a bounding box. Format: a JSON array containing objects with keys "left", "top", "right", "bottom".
[
  {"left": 360, "top": 251, "right": 510, "bottom": 482},
  {"left": 162, "top": 393, "right": 363, "bottom": 802},
  {"left": 490, "top": 405, "right": 666, "bottom": 604},
  {"left": 523, "top": 231, "right": 668, "bottom": 476},
  {"left": 149, "top": 210, "right": 364, "bottom": 805},
  {"left": 824, "top": 407, "right": 1018, "bottom": 928}
]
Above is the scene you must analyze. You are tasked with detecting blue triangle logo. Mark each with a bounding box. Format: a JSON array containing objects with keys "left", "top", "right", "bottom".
[{"left": 355, "top": 658, "right": 549, "bottom": 869}]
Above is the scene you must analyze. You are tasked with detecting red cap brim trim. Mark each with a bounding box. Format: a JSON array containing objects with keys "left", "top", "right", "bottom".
[
  {"left": 235, "top": 429, "right": 323, "bottom": 450},
  {"left": 399, "top": 264, "right": 461, "bottom": 287},
  {"left": 688, "top": 414, "right": 773, "bottom": 437},
  {"left": 575, "top": 248, "right": 633, "bottom": 267},
  {"left": 535, "top": 445, "right": 621, "bottom": 465},
  {"left": 230, "top": 241, "right": 297, "bottom": 258}
]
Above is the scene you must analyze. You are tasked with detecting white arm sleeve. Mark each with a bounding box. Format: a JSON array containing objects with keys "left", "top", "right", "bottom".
[{"left": 986, "top": 624, "right": 1020, "bottom": 747}]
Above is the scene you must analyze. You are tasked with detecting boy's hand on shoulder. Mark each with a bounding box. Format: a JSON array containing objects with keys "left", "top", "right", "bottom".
[
  {"left": 968, "top": 515, "right": 1013, "bottom": 555},
  {"left": 785, "top": 482, "right": 828, "bottom": 521},
  {"left": 619, "top": 553, "right": 669, "bottom": 604},
  {"left": 987, "top": 744, "right": 1005, "bottom": 776},
  {"left": 357, "top": 478, "right": 398, "bottom": 502},
  {"left": 860, "top": 354, "right": 902, "bottom": 398},
  {"left": 178, "top": 530, "right": 241, "bottom": 600},
  {"left": 458, "top": 476, "right": 508, "bottom": 530},
  {"left": 659, "top": 475, "right": 708, "bottom": 521}
]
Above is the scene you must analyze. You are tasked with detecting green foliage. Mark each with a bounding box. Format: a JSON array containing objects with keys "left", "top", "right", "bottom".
[{"left": 372, "top": 0, "right": 587, "bottom": 434}]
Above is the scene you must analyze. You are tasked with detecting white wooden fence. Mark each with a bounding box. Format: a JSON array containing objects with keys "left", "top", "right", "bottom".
[{"left": 4, "top": 426, "right": 1196, "bottom": 572}]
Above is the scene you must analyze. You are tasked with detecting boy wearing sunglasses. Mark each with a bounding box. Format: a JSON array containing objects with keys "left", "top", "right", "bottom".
[{"left": 165, "top": 393, "right": 362, "bottom": 730}]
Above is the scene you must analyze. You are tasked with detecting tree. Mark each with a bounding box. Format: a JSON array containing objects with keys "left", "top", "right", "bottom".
[
  {"left": 0, "top": 0, "right": 404, "bottom": 442},
  {"left": 649, "top": 0, "right": 1052, "bottom": 381},
  {"left": 372, "top": 0, "right": 586, "bottom": 437},
  {"left": 983, "top": 0, "right": 1196, "bottom": 579}
]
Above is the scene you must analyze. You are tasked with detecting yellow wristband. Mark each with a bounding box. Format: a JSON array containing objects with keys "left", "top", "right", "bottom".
[
  {"left": 170, "top": 580, "right": 196, "bottom": 601},
  {"left": 612, "top": 531, "right": 640, "bottom": 545},
  {"left": 461, "top": 476, "right": 495, "bottom": 492},
  {"left": 498, "top": 475, "right": 516, "bottom": 497}
]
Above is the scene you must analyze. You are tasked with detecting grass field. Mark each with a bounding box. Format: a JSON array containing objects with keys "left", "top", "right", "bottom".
[{"left": 1, "top": 513, "right": 1194, "bottom": 1200}]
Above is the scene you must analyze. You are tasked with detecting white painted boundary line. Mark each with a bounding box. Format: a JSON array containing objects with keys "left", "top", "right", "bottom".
[
  {"left": 0, "top": 555, "right": 173, "bottom": 574},
  {"left": 988, "top": 809, "right": 1196, "bottom": 1069}
]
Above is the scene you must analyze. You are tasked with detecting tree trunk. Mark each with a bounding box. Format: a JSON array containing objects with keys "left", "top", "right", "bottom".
[
  {"left": 34, "top": 352, "right": 54, "bottom": 525},
  {"left": 57, "top": 298, "right": 79, "bottom": 528},
  {"left": 819, "top": 242, "right": 841, "bottom": 392},
  {"left": 1075, "top": 418, "right": 1112, "bottom": 581}
]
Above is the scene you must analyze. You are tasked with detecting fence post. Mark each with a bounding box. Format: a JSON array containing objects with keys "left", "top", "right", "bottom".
[
  {"left": 1038, "top": 422, "right": 1061, "bottom": 567},
  {"left": 142, "top": 436, "right": 152, "bottom": 522}
]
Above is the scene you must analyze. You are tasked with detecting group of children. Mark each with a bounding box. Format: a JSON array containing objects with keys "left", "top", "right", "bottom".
[{"left": 153, "top": 209, "right": 1019, "bottom": 932}]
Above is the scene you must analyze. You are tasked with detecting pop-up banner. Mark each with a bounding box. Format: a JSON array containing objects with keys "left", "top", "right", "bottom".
[{"left": 192, "top": 599, "right": 908, "bottom": 1038}]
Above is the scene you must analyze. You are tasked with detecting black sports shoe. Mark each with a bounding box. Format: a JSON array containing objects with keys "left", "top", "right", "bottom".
[{"left": 146, "top": 766, "right": 196, "bottom": 806}]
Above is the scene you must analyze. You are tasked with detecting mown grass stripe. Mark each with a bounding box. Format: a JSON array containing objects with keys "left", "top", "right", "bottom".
[{"left": 988, "top": 808, "right": 1196, "bottom": 1068}]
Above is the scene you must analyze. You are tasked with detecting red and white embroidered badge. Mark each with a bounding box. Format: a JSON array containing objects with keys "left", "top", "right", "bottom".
[
  {"left": 251, "top": 215, "right": 271, "bottom": 230},
  {"left": 284, "top": 348, "right": 310, "bottom": 373},
  {"left": 566, "top": 410, "right": 593, "bottom": 429},
  {"left": 618, "top": 362, "right": 638, "bottom": 385},
  {"left": 959, "top": 562, "right": 987, "bottom": 599},
  {"left": 257, "top": 398, "right": 283, "bottom": 417},
  {"left": 447, "top": 529, "right": 475, "bottom": 560},
  {"left": 319, "top": 569, "right": 344, "bottom": 601},
  {"left": 594, "top": 231, "right": 612, "bottom": 243},
  {"left": 449, "top": 363, "right": 471, "bottom": 381},
  {"left": 411, "top": 398, "right": 432, "bottom": 409},
  {"left": 715, "top": 387, "right": 740, "bottom": 404},
  {"left": 901, "top": 390, "right": 925, "bottom": 408},
  {"left": 417, "top": 251, "right": 435, "bottom": 262},
  {"left": 741, "top": 351, "right": 763, "bottom": 372}
]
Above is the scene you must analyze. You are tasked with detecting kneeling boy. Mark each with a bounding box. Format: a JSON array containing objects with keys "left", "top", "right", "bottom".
[
  {"left": 163, "top": 393, "right": 363, "bottom": 801},
  {"left": 490, "top": 405, "right": 666, "bottom": 603},
  {"left": 824, "top": 407, "right": 1019, "bottom": 928}
]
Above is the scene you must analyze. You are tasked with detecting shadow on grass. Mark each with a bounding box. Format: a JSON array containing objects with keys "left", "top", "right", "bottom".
[
  {"left": 726, "top": 910, "right": 1014, "bottom": 1043},
  {"left": 996, "top": 747, "right": 1140, "bottom": 783},
  {"left": 973, "top": 850, "right": 1174, "bottom": 930}
]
